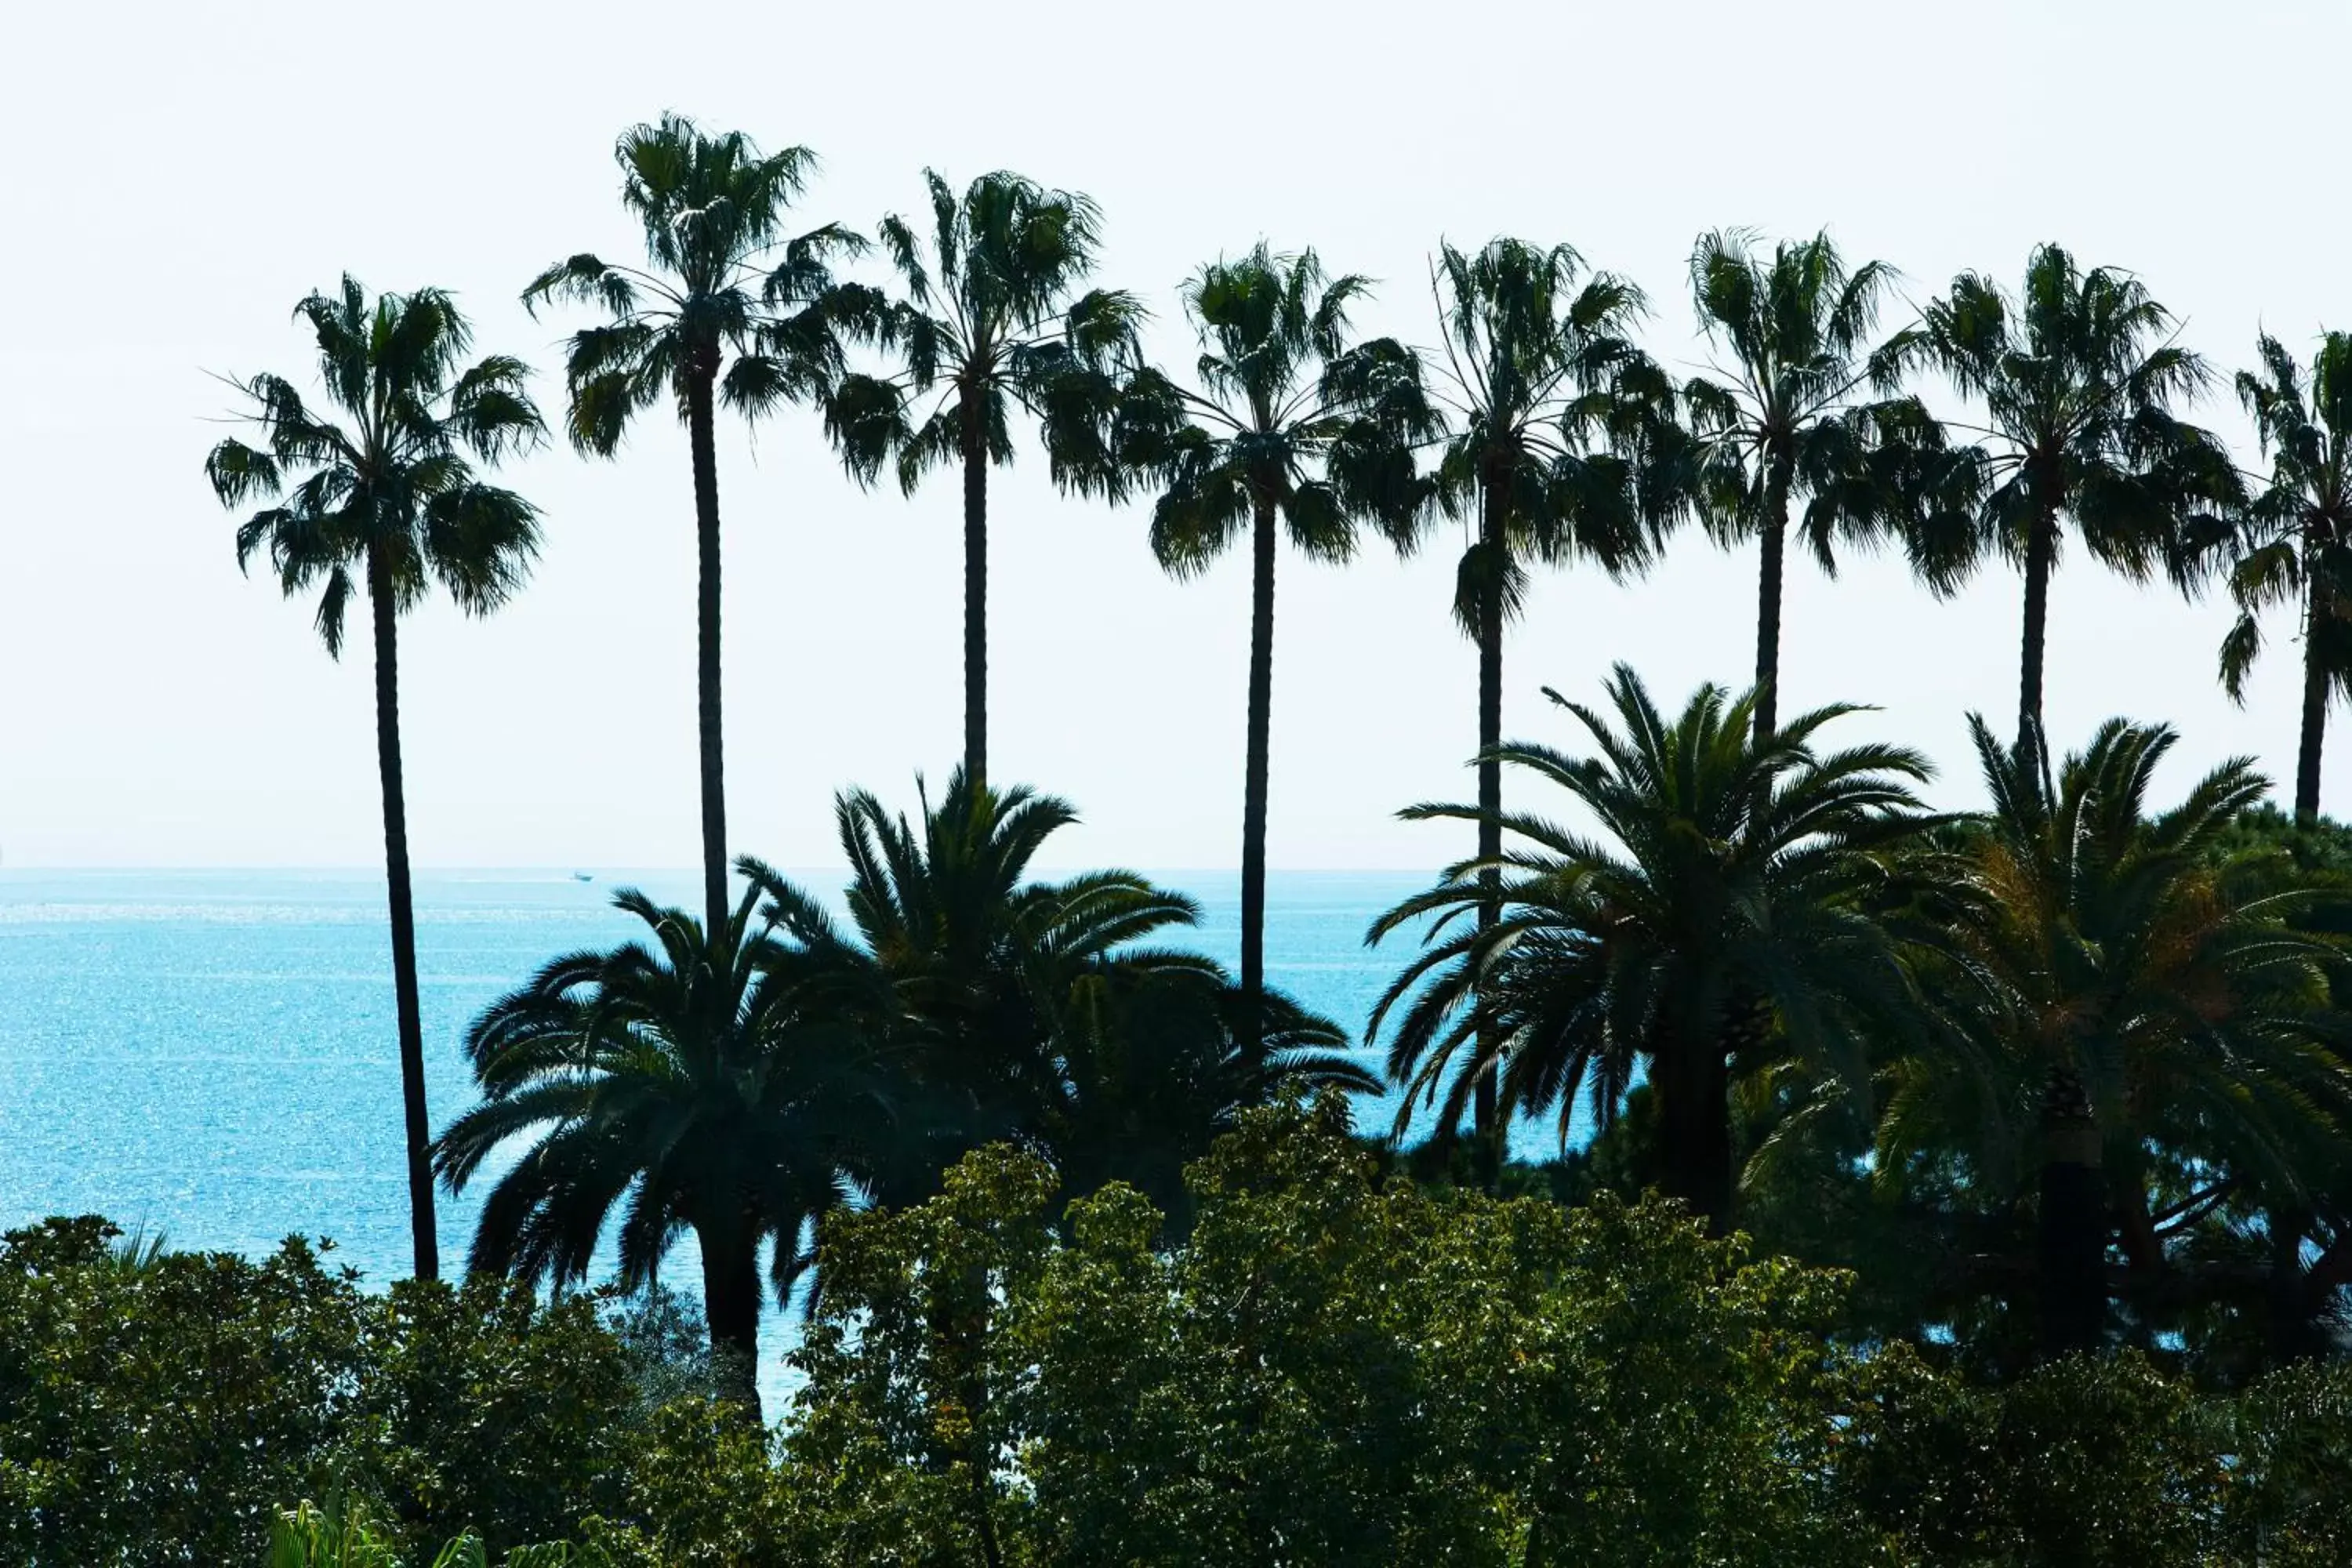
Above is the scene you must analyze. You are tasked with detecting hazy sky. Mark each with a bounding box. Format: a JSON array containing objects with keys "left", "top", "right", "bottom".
[{"left": 5, "top": 0, "right": 2348, "bottom": 873}]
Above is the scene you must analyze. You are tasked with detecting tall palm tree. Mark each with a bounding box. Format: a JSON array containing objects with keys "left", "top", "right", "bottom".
[
  {"left": 1903, "top": 245, "right": 2235, "bottom": 764},
  {"left": 745, "top": 768, "right": 1364, "bottom": 1210},
  {"left": 524, "top": 114, "right": 872, "bottom": 938},
  {"left": 1118, "top": 244, "right": 1432, "bottom": 1036},
  {"left": 1369, "top": 665, "right": 1935, "bottom": 1230},
  {"left": 825, "top": 171, "right": 1143, "bottom": 783},
  {"left": 435, "top": 880, "right": 891, "bottom": 1417},
  {"left": 1882, "top": 719, "right": 2351, "bottom": 1356},
  {"left": 1684, "top": 228, "right": 1965, "bottom": 740},
  {"left": 1421, "top": 238, "right": 1690, "bottom": 1138},
  {"left": 205, "top": 278, "right": 543, "bottom": 1282},
  {"left": 2221, "top": 332, "right": 2352, "bottom": 826}
]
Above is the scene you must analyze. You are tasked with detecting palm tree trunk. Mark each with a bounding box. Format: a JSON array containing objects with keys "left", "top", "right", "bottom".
[
  {"left": 2265, "top": 1206, "right": 2322, "bottom": 1363},
  {"left": 2016, "top": 499, "right": 2056, "bottom": 772},
  {"left": 1657, "top": 1026, "right": 1732, "bottom": 1233},
  {"left": 961, "top": 390, "right": 989, "bottom": 787},
  {"left": 1239, "top": 494, "right": 1276, "bottom": 1046},
  {"left": 698, "top": 1219, "right": 763, "bottom": 1421},
  {"left": 2037, "top": 1064, "right": 2106, "bottom": 1357},
  {"left": 367, "top": 552, "right": 438, "bottom": 1283},
  {"left": 1752, "top": 459, "right": 1792, "bottom": 743},
  {"left": 2296, "top": 572, "right": 2330, "bottom": 827},
  {"left": 685, "top": 354, "right": 730, "bottom": 942},
  {"left": 1474, "top": 475, "right": 1505, "bottom": 1152}
]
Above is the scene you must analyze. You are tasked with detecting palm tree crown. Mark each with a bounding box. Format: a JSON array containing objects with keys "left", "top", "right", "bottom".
[
  {"left": 524, "top": 114, "right": 873, "bottom": 941},
  {"left": 1119, "top": 242, "right": 1433, "bottom": 1036},
  {"left": 205, "top": 277, "right": 543, "bottom": 1284},
  {"left": 746, "top": 769, "right": 1367, "bottom": 1219},
  {"left": 1684, "top": 228, "right": 1962, "bottom": 739},
  {"left": 826, "top": 170, "right": 1145, "bottom": 784},
  {"left": 1370, "top": 665, "right": 1936, "bottom": 1230},
  {"left": 524, "top": 116, "right": 871, "bottom": 447},
  {"left": 206, "top": 278, "right": 544, "bottom": 649},
  {"left": 437, "top": 880, "right": 891, "bottom": 1417},
  {"left": 1903, "top": 244, "right": 2235, "bottom": 761},
  {"left": 2221, "top": 332, "right": 2352, "bottom": 825}
]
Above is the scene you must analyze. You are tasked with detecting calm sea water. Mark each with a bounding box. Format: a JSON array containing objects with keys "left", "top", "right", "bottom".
[{"left": 0, "top": 867, "right": 1554, "bottom": 1399}]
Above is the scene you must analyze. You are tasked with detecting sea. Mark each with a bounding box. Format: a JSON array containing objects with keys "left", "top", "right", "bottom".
[{"left": 0, "top": 867, "right": 1567, "bottom": 1403}]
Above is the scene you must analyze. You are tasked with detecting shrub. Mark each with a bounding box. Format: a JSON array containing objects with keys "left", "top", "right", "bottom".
[{"left": 0, "top": 1219, "right": 643, "bottom": 1564}]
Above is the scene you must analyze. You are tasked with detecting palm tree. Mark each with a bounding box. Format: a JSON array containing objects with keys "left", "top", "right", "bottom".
[
  {"left": 1369, "top": 665, "right": 1935, "bottom": 1232},
  {"left": 1903, "top": 245, "right": 2235, "bottom": 764},
  {"left": 205, "top": 278, "right": 543, "bottom": 1282},
  {"left": 745, "top": 768, "right": 1364, "bottom": 1210},
  {"left": 825, "top": 171, "right": 1143, "bottom": 783},
  {"left": 1882, "top": 719, "right": 2351, "bottom": 1356},
  {"left": 2221, "top": 332, "right": 2352, "bottom": 826},
  {"left": 1046, "top": 942, "right": 1377, "bottom": 1227},
  {"left": 1420, "top": 238, "right": 1690, "bottom": 1138},
  {"left": 435, "top": 880, "right": 891, "bottom": 1416},
  {"left": 524, "top": 114, "right": 871, "bottom": 938},
  {"left": 1684, "top": 228, "right": 1965, "bottom": 740},
  {"left": 1118, "top": 244, "right": 1432, "bottom": 1036}
]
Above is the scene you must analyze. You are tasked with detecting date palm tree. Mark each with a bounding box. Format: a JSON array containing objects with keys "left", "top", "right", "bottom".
[
  {"left": 437, "top": 880, "right": 894, "bottom": 1417},
  {"left": 1902, "top": 245, "right": 2235, "bottom": 764},
  {"left": 1119, "top": 244, "right": 1432, "bottom": 1036},
  {"left": 205, "top": 278, "right": 543, "bottom": 1282},
  {"left": 2221, "top": 332, "right": 2352, "bottom": 826},
  {"left": 1420, "top": 237, "right": 1690, "bottom": 1138},
  {"left": 745, "top": 769, "right": 1365, "bottom": 1209},
  {"left": 1369, "top": 665, "right": 1936, "bottom": 1232},
  {"left": 524, "top": 114, "right": 871, "bottom": 938},
  {"left": 825, "top": 171, "right": 1143, "bottom": 783},
  {"left": 1881, "top": 719, "right": 2352, "bottom": 1356},
  {"left": 1684, "top": 228, "right": 1965, "bottom": 740}
]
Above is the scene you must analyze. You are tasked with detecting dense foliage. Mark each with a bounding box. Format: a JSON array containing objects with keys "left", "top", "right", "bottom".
[{"left": 10, "top": 1106, "right": 2352, "bottom": 1564}]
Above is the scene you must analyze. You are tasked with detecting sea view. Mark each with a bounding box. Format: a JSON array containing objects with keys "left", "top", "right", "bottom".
[{"left": 0, "top": 866, "right": 1536, "bottom": 1397}]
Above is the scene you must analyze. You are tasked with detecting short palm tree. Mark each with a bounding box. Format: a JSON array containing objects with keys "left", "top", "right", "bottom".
[
  {"left": 825, "top": 171, "right": 1143, "bottom": 783},
  {"left": 205, "top": 278, "right": 543, "bottom": 1282},
  {"left": 1369, "top": 665, "right": 1936, "bottom": 1231},
  {"left": 1902, "top": 245, "right": 2235, "bottom": 762},
  {"left": 746, "top": 769, "right": 1363, "bottom": 1209},
  {"left": 1882, "top": 719, "right": 2351, "bottom": 1356},
  {"left": 1044, "top": 938, "right": 1377, "bottom": 1226},
  {"left": 1421, "top": 238, "right": 1690, "bottom": 1136},
  {"left": 2221, "top": 332, "right": 2352, "bottom": 826},
  {"left": 1684, "top": 228, "right": 1965, "bottom": 739},
  {"left": 436, "top": 880, "right": 890, "bottom": 1417},
  {"left": 1119, "top": 243, "right": 1432, "bottom": 1036},
  {"left": 524, "top": 114, "right": 872, "bottom": 938}
]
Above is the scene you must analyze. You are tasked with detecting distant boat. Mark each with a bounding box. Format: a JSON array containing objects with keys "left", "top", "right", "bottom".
[{"left": 572, "top": 872, "right": 593, "bottom": 883}]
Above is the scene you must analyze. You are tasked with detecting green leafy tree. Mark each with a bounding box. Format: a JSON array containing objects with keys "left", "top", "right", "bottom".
[
  {"left": 782, "top": 1098, "right": 1887, "bottom": 1567},
  {"left": 0, "top": 1221, "right": 640, "bottom": 1564},
  {"left": 205, "top": 279, "right": 543, "bottom": 1282},
  {"left": 825, "top": 171, "right": 1142, "bottom": 783},
  {"left": 1902, "top": 244, "right": 2235, "bottom": 763},
  {"left": 2223, "top": 332, "right": 2352, "bottom": 826},
  {"left": 746, "top": 769, "right": 1365, "bottom": 1216},
  {"left": 434, "top": 882, "right": 892, "bottom": 1417},
  {"left": 1421, "top": 238, "right": 1690, "bottom": 1138},
  {"left": 524, "top": 115, "right": 870, "bottom": 938},
  {"left": 1118, "top": 243, "right": 1432, "bottom": 1034},
  {"left": 1370, "top": 665, "right": 1936, "bottom": 1232},
  {"left": 1684, "top": 227, "right": 1965, "bottom": 739},
  {"left": 1882, "top": 718, "right": 2352, "bottom": 1356}
]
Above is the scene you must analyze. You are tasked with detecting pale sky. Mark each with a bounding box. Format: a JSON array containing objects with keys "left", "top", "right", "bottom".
[{"left": 4, "top": 0, "right": 2348, "bottom": 873}]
